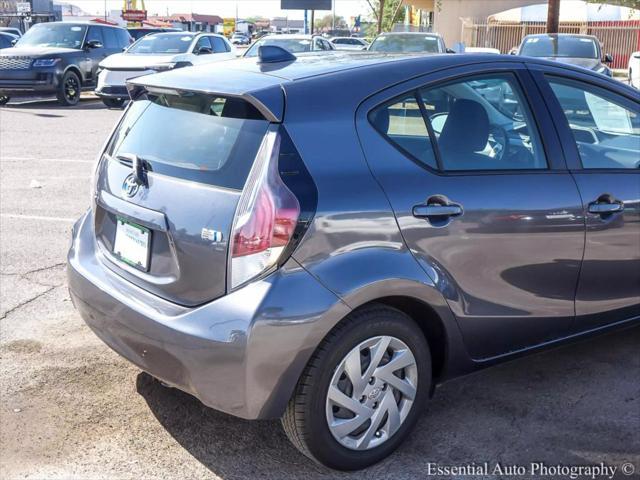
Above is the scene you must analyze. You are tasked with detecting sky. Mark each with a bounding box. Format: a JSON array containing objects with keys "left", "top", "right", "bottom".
[{"left": 67, "top": 0, "right": 373, "bottom": 20}]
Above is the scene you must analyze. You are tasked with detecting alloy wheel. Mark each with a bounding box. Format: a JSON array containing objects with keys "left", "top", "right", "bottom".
[
  {"left": 325, "top": 335, "right": 418, "bottom": 451},
  {"left": 65, "top": 75, "right": 79, "bottom": 102}
]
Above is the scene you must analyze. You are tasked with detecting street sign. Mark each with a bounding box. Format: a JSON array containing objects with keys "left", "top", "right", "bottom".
[
  {"left": 16, "top": 2, "right": 31, "bottom": 14},
  {"left": 281, "top": 0, "right": 332, "bottom": 10},
  {"left": 122, "top": 9, "right": 147, "bottom": 21}
]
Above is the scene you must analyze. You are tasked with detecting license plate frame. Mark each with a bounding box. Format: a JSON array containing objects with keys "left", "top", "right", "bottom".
[{"left": 113, "top": 216, "right": 152, "bottom": 272}]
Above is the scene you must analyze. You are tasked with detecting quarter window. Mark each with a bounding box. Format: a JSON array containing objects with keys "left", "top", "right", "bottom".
[
  {"left": 546, "top": 77, "right": 640, "bottom": 169},
  {"left": 369, "top": 93, "right": 438, "bottom": 169}
]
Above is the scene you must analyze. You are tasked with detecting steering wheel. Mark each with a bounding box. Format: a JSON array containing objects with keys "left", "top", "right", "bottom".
[{"left": 487, "top": 125, "right": 509, "bottom": 162}]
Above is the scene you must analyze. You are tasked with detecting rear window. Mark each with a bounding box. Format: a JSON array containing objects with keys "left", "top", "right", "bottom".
[{"left": 107, "top": 92, "right": 269, "bottom": 189}]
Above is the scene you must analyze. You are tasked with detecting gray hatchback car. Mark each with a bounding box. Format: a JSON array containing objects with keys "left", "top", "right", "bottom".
[{"left": 68, "top": 49, "right": 640, "bottom": 470}]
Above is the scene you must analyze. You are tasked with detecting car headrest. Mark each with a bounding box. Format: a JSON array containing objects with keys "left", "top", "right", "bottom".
[{"left": 438, "top": 98, "right": 489, "bottom": 153}]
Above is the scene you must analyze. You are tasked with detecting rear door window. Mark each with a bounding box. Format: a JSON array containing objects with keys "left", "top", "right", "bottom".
[
  {"left": 87, "top": 26, "right": 104, "bottom": 46},
  {"left": 102, "top": 27, "right": 118, "bottom": 48},
  {"left": 107, "top": 93, "right": 269, "bottom": 189},
  {"left": 210, "top": 36, "right": 229, "bottom": 53}
]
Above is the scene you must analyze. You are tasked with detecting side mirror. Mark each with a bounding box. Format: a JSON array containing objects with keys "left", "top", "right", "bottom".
[
  {"left": 197, "top": 46, "right": 213, "bottom": 55},
  {"left": 11, "top": 39, "right": 17, "bottom": 46},
  {"left": 446, "top": 48, "right": 455, "bottom": 54},
  {"left": 509, "top": 48, "right": 518, "bottom": 55},
  {"left": 86, "top": 40, "right": 103, "bottom": 49},
  {"left": 604, "top": 53, "right": 613, "bottom": 64}
]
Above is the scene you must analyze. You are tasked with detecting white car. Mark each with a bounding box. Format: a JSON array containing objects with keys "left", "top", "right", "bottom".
[
  {"left": 628, "top": 51, "right": 640, "bottom": 89},
  {"left": 96, "top": 31, "right": 236, "bottom": 108},
  {"left": 464, "top": 47, "right": 500, "bottom": 55},
  {"left": 329, "top": 37, "right": 368, "bottom": 51}
]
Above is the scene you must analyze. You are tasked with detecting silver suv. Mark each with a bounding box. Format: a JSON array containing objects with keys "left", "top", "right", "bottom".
[{"left": 68, "top": 50, "right": 640, "bottom": 470}]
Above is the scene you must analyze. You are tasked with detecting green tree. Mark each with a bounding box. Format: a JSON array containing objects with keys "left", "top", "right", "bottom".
[
  {"left": 314, "top": 14, "right": 346, "bottom": 32},
  {"left": 366, "top": 0, "right": 406, "bottom": 34}
]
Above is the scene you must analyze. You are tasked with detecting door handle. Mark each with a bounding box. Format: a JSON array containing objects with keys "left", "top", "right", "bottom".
[
  {"left": 588, "top": 202, "right": 623, "bottom": 214},
  {"left": 588, "top": 194, "right": 624, "bottom": 215},
  {"left": 413, "top": 204, "right": 463, "bottom": 218}
]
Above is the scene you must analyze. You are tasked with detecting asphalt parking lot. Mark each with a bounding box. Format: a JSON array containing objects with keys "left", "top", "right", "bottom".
[{"left": 0, "top": 98, "right": 639, "bottom": 480}]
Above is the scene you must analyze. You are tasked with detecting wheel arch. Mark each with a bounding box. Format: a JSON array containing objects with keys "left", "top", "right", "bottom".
[{"left": 63, "top": 65, "right": 84, "bottom": 84}]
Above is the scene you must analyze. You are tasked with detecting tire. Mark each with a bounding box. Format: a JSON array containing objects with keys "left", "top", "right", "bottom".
[
  {"left": 102, "top": 98, "right": 126, "bottom": 109},
  {"left": 0, "top": 95, "right": 9, "bottom": 106},
  {"left": 56, "top": 70, "right": 81, "bottom": 106},
  {"left": 281, "top": 304, "right": 431, "bottom": 470}
]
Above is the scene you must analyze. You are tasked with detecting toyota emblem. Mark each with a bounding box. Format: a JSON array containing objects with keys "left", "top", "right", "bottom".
[{"left": 122, "top": 174, "right": 140, "bottom": 198}]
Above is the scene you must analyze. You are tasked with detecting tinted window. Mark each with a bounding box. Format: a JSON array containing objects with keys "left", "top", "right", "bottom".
[
  {"left": 102, "top": 27, "right": 118, "bottom": 48},
  {"left": 210, "top": 36, "right": 229, "bottom": 53},
  {"left": 193, "top": 35, "right": 212, "bottom": 52},
  {"left": 0, "top": 34, "right": 12, "bottom": 48},
  {"left": 547, "top": 77, "right": 640, "bottom": 169},
  {"left": 86, "top": 26, "right": 104, "bottom": 46},
  {"left": 419, "top": 73, "right": 547, "bottom": 171},
  {"left": 116, "top": 29, "right": 132, "bottom": 47},
  {"left": 128, "top": 33, "right": 194, "bottom": 54},
  {"left": 370, "top": 92, "right": 438, "bottom": 169},
  {"left": 107, "top": 94, "right": 268, "bottom": 189},
  {"left": 369, "top": 34, "right": 441, "bottom": 53},
  {"left": 520, "top": 36, "right": 599, "bottom": 59}
]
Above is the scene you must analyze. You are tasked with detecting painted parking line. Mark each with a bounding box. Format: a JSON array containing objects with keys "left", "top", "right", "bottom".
[
  {"left": 0, "top": 213, "right": 76, "bottom": 223},
  {"left": 0, "top": 156, "right": 94, "bottom": 164}
]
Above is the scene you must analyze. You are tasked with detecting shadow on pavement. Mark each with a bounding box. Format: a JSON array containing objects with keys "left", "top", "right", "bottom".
[{"left": 136, "top": 325, "right": 640, "bottom": 479}]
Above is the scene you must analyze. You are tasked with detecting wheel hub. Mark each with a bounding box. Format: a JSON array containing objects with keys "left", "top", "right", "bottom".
[{"left": 325, "top": 335, "right": 418, "bottom": 451}]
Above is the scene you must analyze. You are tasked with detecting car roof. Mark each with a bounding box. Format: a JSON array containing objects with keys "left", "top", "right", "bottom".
[
  {"left": 524, "top": 33, "right": 597, "bottom": 39},
  {"left": 129, "top": 51, "right": 617, "bottom": 122},
  {"left": 376, "top": 32, "right": 442, "bottom": 37},
  {"left": 36, "top": 21, "right": 123, "bottom": 28}
]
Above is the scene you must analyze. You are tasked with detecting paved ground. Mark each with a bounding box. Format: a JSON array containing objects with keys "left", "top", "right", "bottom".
[{"left": 0, "top": 99, "right": 639, "bottom": 480}]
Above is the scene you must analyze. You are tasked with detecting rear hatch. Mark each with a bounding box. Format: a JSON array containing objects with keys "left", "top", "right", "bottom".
[{"left": 92, "top": 91, "right": 271, "bottom": 306}]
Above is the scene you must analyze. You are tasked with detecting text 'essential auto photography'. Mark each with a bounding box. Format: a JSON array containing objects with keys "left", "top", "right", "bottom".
[{"left": 0, "top": 0, "right": 638, "bottom": 479}]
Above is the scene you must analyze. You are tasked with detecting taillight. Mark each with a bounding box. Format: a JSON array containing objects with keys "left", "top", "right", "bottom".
[{"left": 229, "top": 129, "right": 300, "bottom": 289}]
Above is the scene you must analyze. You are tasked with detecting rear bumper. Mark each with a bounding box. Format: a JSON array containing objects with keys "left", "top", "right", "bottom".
[{"left": 67, "top": 210, "right": 349, "bottom": 419}]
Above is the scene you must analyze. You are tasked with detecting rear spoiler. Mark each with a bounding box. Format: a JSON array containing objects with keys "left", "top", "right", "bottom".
[{"left": 126, "top": 69, "right": 285, "bottom": 122}]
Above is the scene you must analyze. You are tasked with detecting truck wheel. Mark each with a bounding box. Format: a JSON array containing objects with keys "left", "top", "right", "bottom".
[
  {"left": 281, "top": 304, "right": 431, "bottom": 470},
  {"left": 0, "top": 95, "right": 10, "bottom": 106},
  {"left": 56, "top": 71, "right": 81, "bottom": 106},
  {"left": 102, "top": 98, "right": 126, "bottom": 109}
]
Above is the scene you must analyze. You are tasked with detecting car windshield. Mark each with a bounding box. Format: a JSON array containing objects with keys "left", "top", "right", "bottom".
[
  {"left": 16, "top": 23, "right": 86, "bottom": 49},
  {"left": 369, "top": 34, "right": 441, "bottom": 53},
  {"left": 520, "top": 36, "right": 599, "bottom": 59},
  {"left": 127, "top": 33, "right": 194, "bottom": 54},
  {"left": 245, "top": 37, "right": 312, "bottom": 57}
]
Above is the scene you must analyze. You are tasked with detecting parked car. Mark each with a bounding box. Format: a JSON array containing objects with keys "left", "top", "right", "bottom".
[
  {"left": 516, "top": 33, "right": 613, "bottom": 77},
  {"left": 329, "top": 36, "right": 369, "bottom": 51},
  {"left": 368, "top": 32, "right": 450, "bottom": 54},
  {"left": 68, "top": 50, "right": 639, "bottom": 470},
  {"left": 127, "top": 27, "right": 179, "bottom": 40},
  {"left": 96, "top": 31, "right": 236, "bottom": 108},
  {"left": 0, "top": 26, "right": 21, "bottom": 37},
  {"left": 628, "top": 51, "right": 640, "bottom": 88},
  {"left": 231, "top": 32, "right": 250, "bottom": 45},
  {"left": 0, "top": 21, "right": 131, "bottom": 106},
  {"left": 0, "top": 31, "right": 17, "bottom": 49},
  {"left": 244, "top": 34, "right": 334, "bottom": 57}
]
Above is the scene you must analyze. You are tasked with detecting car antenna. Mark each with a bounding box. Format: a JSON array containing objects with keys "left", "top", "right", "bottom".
[{"left": 257, "top": 45, "right": 296, "bottom": 64}]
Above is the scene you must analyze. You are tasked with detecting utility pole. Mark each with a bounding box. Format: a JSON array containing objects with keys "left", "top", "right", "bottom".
[
  {"left": 546, "top": 0, "right": 560, "bottom": 34},
  {"left": 310, "top": 9, "right": 315, "bottom": 34},
  {"left": 104, "top": 0, "right": 107, "bottom": 21},
  {"left": 332, "top": 0, "right": 336, "bottom": 31}
]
